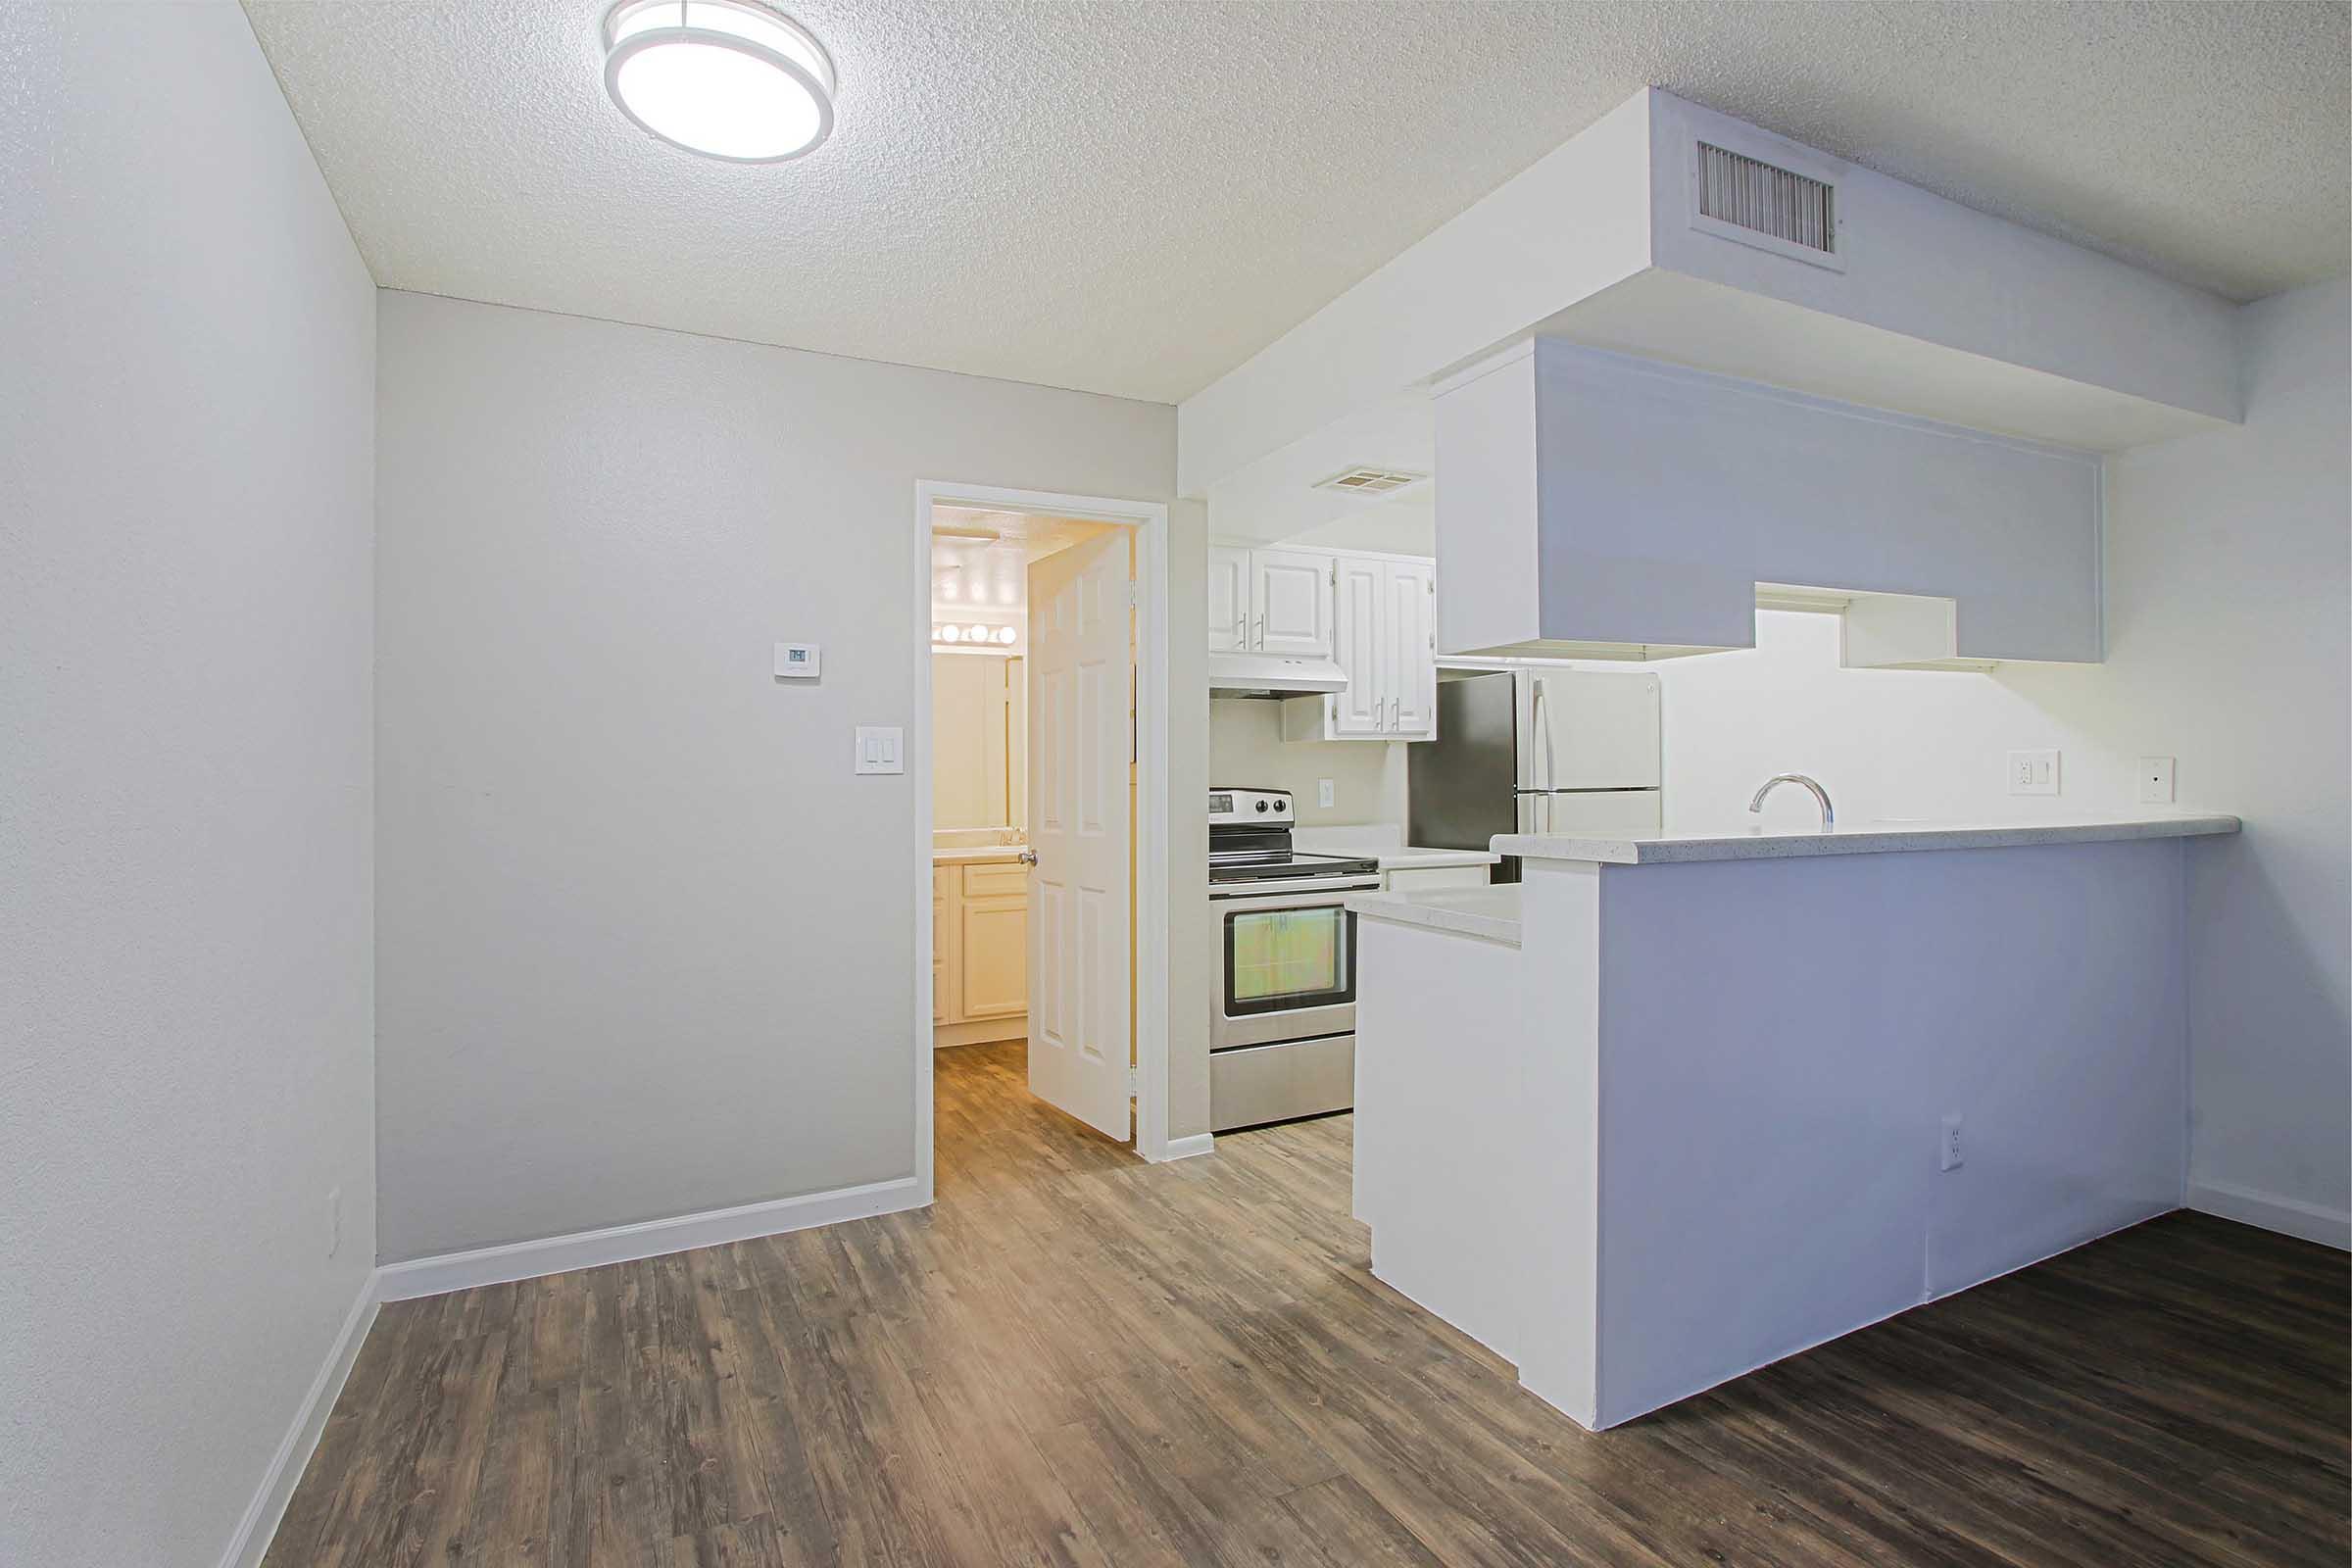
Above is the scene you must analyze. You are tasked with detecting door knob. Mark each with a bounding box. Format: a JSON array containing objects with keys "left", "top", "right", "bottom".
[{"left": 1017, "top": 849, "right": 1039, "bottom": 864}]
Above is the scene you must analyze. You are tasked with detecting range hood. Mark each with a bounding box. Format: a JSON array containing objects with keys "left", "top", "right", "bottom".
[{"left": 1208, "top": 651, "right": 1350, "bottom": 696}]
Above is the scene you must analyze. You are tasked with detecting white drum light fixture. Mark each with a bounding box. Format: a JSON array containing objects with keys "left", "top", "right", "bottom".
[{"left": 604, "top": 0, "right": 836, "bottom": 163}]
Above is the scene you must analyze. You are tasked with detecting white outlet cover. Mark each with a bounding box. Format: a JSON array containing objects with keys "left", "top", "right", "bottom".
[
  {"left": 1317, "top": 778, "right": 1335, "bottom": 808},
  {"left": 2137, "top": 756, "right": 2177, "bottom": 804},
  {"left": 2006, "top": 748, "right": 2060, "bottom": 796}
]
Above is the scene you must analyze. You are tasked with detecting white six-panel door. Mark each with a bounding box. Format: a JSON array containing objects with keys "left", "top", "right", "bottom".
[{"left": 1025, "top": 531, "right": 1134, "bottom": 1140}]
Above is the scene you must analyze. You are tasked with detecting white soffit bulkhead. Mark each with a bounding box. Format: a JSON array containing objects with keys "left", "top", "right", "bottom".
[{"left": 243, "top": 1, "right": 2347, "bottom": 406}]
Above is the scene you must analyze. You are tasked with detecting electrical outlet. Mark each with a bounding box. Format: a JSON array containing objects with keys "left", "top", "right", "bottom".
[
  {"left": 2006, "top": 749, "right": 2059, "bottom": 796},
  {"left": 1938, "top": 1114, "right": 1964, "bottom": 1172},
  {"left": 2137, "top": 756, "right": 2176, "bottom": 804},
  {"left": 327, "top": 1186, "right": 343, "bottom": 1257},
  {"left": 1317, "top": 778, "right": 1335, "bottom": 808}
]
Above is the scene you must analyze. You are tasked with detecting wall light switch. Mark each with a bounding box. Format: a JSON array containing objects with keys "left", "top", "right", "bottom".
[
  {"left": 855, "top": 725, "right": 904, "bottom": 775},
  {"left": 2007, "top": 749, "right": 2060, "bottom": 796},
  {"left": 2137, "top": 756, "right": 2176, "bottom": 804},
  {"left": 773, "top": 642, "right": 820, "bottom": 678},
  {"left": 1317, "top": 778, "right": 1335, "bottom": 808}
]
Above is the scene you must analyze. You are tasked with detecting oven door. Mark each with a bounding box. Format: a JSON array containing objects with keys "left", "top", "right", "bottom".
[{"left": 1207, "top": 880, "right": 1373, "bottom": 1051}]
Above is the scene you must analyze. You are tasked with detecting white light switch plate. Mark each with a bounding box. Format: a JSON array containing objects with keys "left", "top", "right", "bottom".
[
  {"left": 2137, "top": 756, "right": 2176, "bottom": 804},
  {"left": 2007, "top": 749, "right": 2059, "bottom": 796},
  {"left": 854, "top": 725, "right": 904, "bottom": 774}
]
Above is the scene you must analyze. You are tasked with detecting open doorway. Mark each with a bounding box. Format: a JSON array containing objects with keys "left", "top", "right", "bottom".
[{"left": 912, "top": 484, "right": 1170, "bottom": 1205}]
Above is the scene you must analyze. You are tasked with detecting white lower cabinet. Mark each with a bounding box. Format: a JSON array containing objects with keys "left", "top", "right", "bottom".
[{"left": 934, "top": 859, "right": 1028, "bottom": 1046}]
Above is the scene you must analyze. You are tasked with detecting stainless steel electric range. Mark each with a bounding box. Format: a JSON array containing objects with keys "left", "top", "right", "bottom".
[{"left": 1206, "top": 788, "right": 1382, "bottom": 1132}]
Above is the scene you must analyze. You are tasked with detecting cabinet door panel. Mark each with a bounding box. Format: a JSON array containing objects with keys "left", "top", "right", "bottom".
[
  {"left": 1329, "top": 556, "right": 1387, "bottom": 737},
  {"left": 933, "top": 868, "right": 958, "bottom": 1024},
  {"left": 960, "top": 896, "right": 1028, "bottom": 1019},
  {"left": 1386, "top": 560, "right": 1437, "bottom": 740},
  {"left": 1207, "top": 545, "right": 1250, "bottom": 654},
  {"left": 1251, "top": 549, "right": 1333, "bottom": 656}
]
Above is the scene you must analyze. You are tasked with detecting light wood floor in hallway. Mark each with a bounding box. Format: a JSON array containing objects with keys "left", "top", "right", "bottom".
[{"left": 270, "top": 1039, "right": 2349, "bottom": 1567}]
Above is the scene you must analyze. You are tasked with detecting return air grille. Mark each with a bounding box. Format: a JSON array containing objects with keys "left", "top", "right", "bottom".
[
  {"left": 1313, "top": 466, "right": 1428, "bottom": 495},
  {"left": 1696, "top": 142, "right": 1836, "bottom": 256}
]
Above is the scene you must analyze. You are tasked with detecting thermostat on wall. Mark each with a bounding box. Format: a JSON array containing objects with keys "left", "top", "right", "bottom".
[{"left": 773, "top": 642, "right": 820, "bottom": 678}]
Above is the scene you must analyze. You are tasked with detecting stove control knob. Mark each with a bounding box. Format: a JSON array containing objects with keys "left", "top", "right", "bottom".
[
  {"left": 1273, "top": 800, "right": 1287, "bottom": 812},
  {"left": 1254, "top": 800, "right": 1269, "bottom": 812}
]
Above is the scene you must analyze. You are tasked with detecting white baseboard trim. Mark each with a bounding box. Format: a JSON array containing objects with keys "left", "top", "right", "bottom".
[
  {"left": 216, "top": 1273, "right": 379, "bottom": 1568},
  {"left": 1158, "top": 1132, "right": 1216, "bottom": 1162},
  {"left": 375, "top": 1175, "right": 928, "bottom": 1301},
  {"left": 2189, "top": 1180, "right": 2351, "bottom": 1250}
]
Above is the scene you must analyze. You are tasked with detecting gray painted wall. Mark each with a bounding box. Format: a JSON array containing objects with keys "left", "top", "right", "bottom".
[
  {"left": 374, "top": 292, "right": 1182, "bottom": 1261},
  {"left": 0, "top": 6, "right": 378, "bottom": 1564}
]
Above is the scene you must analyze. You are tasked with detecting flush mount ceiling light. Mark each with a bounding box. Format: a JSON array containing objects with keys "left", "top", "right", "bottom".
[{"left": 603, "top": 0, "right": 836, "bottom": 163}]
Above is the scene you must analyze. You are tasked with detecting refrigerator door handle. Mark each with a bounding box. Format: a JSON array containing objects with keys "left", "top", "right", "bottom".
[{"left": 1531, "top": 676, "right": 1556, "bottom": 794}]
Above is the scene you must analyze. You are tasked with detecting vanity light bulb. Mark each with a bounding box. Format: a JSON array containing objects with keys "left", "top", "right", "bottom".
[
  {"left": 994, "top": 626, "right": 1017, "bottom": 645},
  {"left": 965, "top": 624, "right": 989, "bottom": 643},
  {"left": 937, "top": 624, "right": 960, "bottom": 643}
]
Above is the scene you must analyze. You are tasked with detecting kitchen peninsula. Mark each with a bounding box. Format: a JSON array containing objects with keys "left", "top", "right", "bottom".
[{"left": 1348, "top": 813, "right": 2241, "bottom": 1430}]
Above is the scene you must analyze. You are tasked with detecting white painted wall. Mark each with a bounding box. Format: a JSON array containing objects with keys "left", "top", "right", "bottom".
[
  {"left": 1645, "top": 93, "right": 2237, "bottom": 427},
  {"left": 1210, "top": 698, "right": 1405, "bottom": 827},
  {"left": 1177, "top": 90, "right": 1654, "bottom": 494},
  {"left": 1436, "top": 342, "right": 2105, "bottom": 662},
  {"left": 0, "top": 7, "right": 378, "bottom": 1565},
  {"left": 374, "top": 292, "right": 1179, "bottom": 1261},
  {"left": 1180, "top": 86, "right": 2239, "bottom": 500},
  {"left": 1538, "top": 278, "right": 2349, "bottom": 1242}
]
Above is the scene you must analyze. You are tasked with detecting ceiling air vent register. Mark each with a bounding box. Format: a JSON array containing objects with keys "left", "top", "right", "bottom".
[
  {"left": 1690, "top": 141, "right": 1845, "bottom": 273},
  {"left": 1313, "top": 466, "right": 1429, "bottom": 495}
]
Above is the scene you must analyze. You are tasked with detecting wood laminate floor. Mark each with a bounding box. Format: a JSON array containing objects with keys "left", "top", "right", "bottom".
[{"left": 269, "top": 1040, "right": 2349, "bottom": 1566}]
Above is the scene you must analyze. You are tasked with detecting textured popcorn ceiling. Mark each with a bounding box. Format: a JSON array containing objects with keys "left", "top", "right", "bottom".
[{"left": 242, "top": 1, "right": 2349, "bottom": 404}]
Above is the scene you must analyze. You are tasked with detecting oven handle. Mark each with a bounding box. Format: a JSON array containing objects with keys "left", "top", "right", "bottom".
[{"left": 1209, "top": 882, "right": 1381, "bottom": 910}]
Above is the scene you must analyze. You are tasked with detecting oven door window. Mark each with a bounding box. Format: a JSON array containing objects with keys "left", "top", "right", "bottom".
[{"left": 1224, "top": 905, "right": 1354, "bottom": 1016}]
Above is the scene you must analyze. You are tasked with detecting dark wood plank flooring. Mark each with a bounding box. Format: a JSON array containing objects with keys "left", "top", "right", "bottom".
[{"left": 268, "top": 1039, "right": 2349, "bottom": 1566}]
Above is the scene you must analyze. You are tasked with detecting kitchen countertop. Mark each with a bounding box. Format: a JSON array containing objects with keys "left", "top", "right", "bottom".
[
  {"left": 1294, "top": 824, "right": 1500, "bottom": 870},
  {"left": 1494, "top": 812, "right": 2242, "bottom": 866},
  {"left": 932, "top": 845, "right": 1027, "bottom": 865},
  {"left": 1348, "top": 884, "right": 1523, "bottom": 946}
]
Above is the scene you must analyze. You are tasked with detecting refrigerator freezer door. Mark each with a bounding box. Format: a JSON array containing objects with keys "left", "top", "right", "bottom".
[
  {"left": 1407, "top": 673, "right": 1518, "bottom": 852},
  {"left": 1516, "top": 670, "right": 1662, "bottom": 792}
]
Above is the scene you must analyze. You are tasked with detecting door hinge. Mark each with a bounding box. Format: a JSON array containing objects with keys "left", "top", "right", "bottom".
[
  {"left": 1127, "top": 1064, "right": 1139, "bottom": 1096},
  {"left": 1124, "top": 581, "right": 1137, "bottom": 610}
]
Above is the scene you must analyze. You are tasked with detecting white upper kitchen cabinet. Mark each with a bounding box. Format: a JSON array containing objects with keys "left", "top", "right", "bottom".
[
  {"left": 1385, "top": 559, "right": 1436, "bottom": 738},
  {"left": 1283, "top": 551, "right": 1437, "bottom": 743},
  {"left": 1250, "top": 548, "right": 1336, "bottom": 657},
  {"left": 1207, "top": 544, "right": 1250, "bottom": 654},
  {"left": 1328, "top": 555, "right": 1386, "bottom": 737}
]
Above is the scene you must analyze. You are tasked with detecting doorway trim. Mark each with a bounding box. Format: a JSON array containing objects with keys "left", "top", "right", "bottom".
[{"left": 912, "top": 480, "right": 1174, "bottom": 1202}]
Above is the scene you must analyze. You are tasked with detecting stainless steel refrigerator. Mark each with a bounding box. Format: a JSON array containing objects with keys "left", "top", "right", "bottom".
[{"left": 1407, "top": 669, "right": 1662, "bottom": 878}]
